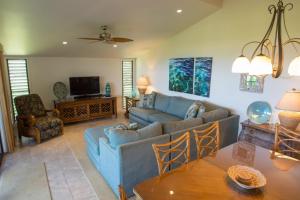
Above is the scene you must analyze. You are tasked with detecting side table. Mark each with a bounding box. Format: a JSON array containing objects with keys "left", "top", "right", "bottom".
[
  {"left": 239, "top": 120, "right": 276, "bottom": 150},
  {"left": 125, "top": 96, "right": 140, "bottom": 118}
]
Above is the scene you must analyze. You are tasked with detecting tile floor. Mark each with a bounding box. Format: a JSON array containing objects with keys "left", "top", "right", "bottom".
[{"left": 0, "top": 114, "right": 128, "bottom": 200}]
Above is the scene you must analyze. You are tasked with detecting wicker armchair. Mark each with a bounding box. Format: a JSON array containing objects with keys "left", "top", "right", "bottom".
[{"left": 15, "top": 94, "right": 63, "bottom": 144}]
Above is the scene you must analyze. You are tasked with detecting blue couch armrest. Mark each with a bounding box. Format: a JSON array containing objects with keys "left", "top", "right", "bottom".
[
  {"left": 98, "top": 137, "right": 121, "bottom": 196},
  {"left": 117, "top": 134, "right": 170, "bottom": 197}
]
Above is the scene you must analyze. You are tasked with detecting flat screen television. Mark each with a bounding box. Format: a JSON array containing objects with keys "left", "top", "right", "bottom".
[{"left": 69, "top": 76, "right": 100, "bottom": 96}]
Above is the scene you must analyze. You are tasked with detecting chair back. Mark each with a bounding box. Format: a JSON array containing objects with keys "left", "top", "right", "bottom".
[
  {"left": 193, "top": 122, "right": 220, "bottom": 159},
  {"left": 118, "top": 185, "right": 128, "bottom": 200},
  {"left": 152, "top": 132, "right": 190, "bottom": 176},
  {"left": 14, "top": 94, "right": 46, "bottom": 117},
  {"left": 273, "top": 124, "right": 300, "bottom": 160}
]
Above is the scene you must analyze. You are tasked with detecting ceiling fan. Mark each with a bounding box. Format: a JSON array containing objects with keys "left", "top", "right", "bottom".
[{"left": 78, "top": 26, "right": 133, "bottom": 44}]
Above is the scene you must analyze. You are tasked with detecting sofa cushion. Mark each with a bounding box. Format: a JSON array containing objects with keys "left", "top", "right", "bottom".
[
  {"left": 137, "top": 93, "right": 156, "bottom": 109},
  {"left": 162, "top": 118, "right": 204, "bottom": 134},
  {"left": 198, "top": 108, "right": 230, "bottom": 123},
  {"left": 106, "top": 122, "right": 162, "bottom": 148},
  {"left": 84, "top": 126, "right": 110, "bottom": 155},
  {"left": 154, "top": 93, "right": 171, "bottom": 112},
  {"left": 129, "top": 107, "right": 160, "bottom": 121},
  {"left": 148, "top": 113, "right": 181, "bottom": 123},
  {"left": 165, "top": 97, "right": 195, "bottom": 119}
]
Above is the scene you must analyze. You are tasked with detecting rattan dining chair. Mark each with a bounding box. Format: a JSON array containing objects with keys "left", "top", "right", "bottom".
[
  {"left": 152, "top": 132, "right": 190, "bottom": 176},
  {"left": 272, "top": 123, "right": 300, "bottom": 160},
  {"left": 193, "top": 121, "right": 220, "bottom": 159},
  {"left": 118, "top": 185, "right": 128, "bottom": 200}
]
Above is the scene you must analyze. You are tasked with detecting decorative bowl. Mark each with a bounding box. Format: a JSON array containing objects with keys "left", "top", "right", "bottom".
[
  {"left": 247, "top": 101, "right": 272, "bottom": 124},
  {"left": 228, "top": 165, "right": 267, "bottom": 189}
]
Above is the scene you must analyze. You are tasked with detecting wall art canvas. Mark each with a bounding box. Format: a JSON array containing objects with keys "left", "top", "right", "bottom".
[
  {"left": 194, "top": 57, "right": 213, "bottom": 97},
  {"left": 240, "top": 74, "right": 264, "bottom": 93},
  {"left": 169, "top": 58, "right": 194, "bottom": 94}
]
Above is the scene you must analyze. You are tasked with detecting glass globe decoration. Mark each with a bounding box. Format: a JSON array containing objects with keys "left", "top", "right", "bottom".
[{"left": 247, "top": 101, "right": 272, "bottom": 124}]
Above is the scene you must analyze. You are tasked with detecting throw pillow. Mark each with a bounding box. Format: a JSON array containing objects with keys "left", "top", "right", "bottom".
[
  {"left": 138, "top": 92, "right": 156, "bottom": 109},
  {"left": 184, "top": 101, "right": 205, "bottom": 119},
  {"left": 107, "top": 122, "right": 162, "bottom": 148},
  {"left": 104, "top": 123, "right": 128, "bottom": 138},
  {"left": 128, "top": 122, "right": 138, "bottom": 130}
]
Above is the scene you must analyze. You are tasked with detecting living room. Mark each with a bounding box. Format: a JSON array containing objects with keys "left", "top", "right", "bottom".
[{"left": 1, "top": 0, "right": 300, "bottom": 200}]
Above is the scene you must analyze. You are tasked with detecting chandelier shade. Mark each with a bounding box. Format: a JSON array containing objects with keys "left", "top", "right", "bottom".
[
  {"left": 288, "top": 56, "right": 300, "bottom": 76},
  {"left": 232, "top": 0, "right": 300, "bottom": 78},
  {"left": 249, "top": 54, "right": 273, "bottom": 76},
  {"left": 232, "top": 56, "right": 251, "bottom": 73}
]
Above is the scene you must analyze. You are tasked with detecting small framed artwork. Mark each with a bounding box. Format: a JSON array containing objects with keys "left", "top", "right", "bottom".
[{"left": 240, "top": 74, "right": 264, "bottom": 93}]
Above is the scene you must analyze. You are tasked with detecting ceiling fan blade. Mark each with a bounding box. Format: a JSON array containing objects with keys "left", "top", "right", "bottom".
[
  {"left": 78, "top": 37, "right": 104, "bottom": 41},
  {"left": 111, "top": 37, "right": 133, "bottom": 42}
]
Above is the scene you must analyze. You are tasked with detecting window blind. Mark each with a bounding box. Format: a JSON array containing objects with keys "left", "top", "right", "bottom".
[
  {"left": 122, "top": 59, "right": 134, "bottom": 109},
  {"left": 7, "top": 59, "right": 30, "bottom": 118}
]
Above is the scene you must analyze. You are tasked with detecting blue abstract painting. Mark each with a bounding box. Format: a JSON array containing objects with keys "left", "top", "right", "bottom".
[
  {"left": 169, "top": 58, "right": 194, "bottom": 94},
  {"left": 194, "top": 57, "right": 213, "bottom": 97}
]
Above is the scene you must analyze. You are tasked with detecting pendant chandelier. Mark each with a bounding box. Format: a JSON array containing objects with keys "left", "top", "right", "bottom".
[{"left": 232, "top": 0, "right": 300, "bottom": 78}]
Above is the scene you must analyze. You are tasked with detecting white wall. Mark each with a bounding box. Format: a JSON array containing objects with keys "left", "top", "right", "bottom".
[
  {"left": 27, "top": 57, "right": 123, "bottom": 110},
  {"left": 136, "top": 0, "right": 300, "bottom": 123}
]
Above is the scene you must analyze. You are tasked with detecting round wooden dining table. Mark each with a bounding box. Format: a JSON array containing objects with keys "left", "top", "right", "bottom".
[{"left": 133, "top": 141, "right": 300, "bottom": 200}]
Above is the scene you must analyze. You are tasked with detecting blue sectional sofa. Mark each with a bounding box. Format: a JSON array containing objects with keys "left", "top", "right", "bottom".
[{"left": 84, "top": 93, "right": 240, "bottom": 197}]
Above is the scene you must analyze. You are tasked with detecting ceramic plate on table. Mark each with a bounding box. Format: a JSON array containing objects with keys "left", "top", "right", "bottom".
[{"left": 227, "top": 165, "right": 267, "bottom": 189}]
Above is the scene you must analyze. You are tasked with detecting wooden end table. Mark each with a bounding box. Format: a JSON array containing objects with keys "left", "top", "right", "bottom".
[
  {"left": 239, "top": 120, "right": 276, "bottom": 150},
  {"left": 124, "top": 96, "right": 140, "bottom": 118}
]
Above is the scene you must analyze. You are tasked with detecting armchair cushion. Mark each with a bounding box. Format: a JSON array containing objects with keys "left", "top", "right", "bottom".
[
  {"left": 35, "top": 116, "right": 63, "bottom": 131},
  {"left": 15, "top": 94, "right": 46, "bottom": 117}
]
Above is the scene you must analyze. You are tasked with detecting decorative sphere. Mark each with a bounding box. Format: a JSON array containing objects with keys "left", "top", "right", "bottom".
[{"left": 247, "top": 101, "right": 272, "bottom": 124}]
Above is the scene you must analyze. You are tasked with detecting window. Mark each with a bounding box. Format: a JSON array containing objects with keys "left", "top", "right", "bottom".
[
  {"left": 122, "top": 59, "right": 135, "bottom": 108},
  {"left": 6, "top": 59, "right": 30, "bottom": 119}
]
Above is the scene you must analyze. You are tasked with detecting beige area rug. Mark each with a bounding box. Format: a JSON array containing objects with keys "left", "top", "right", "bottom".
[
  {"left": 0, "top": 136, "right": 99, "bottom": 200},
  {"left": 43, "top": 139, "right": 98, "bottom": 200}
]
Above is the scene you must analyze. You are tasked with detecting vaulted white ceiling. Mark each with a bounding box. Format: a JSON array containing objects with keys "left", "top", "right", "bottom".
[{"left": 0, "top": 0, "right": 222, "bottom": 58}]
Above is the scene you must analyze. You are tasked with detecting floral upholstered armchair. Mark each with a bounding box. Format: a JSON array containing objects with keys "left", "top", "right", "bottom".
[{"left": 15, "top": 94, "right": 64, "bottom": 144}]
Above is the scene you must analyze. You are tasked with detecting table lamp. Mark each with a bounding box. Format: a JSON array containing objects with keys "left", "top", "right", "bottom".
[
  {"left": 137, "top": 76, "right": 149, "bottom": 95},
  {"left": 276, "top": 89, "right": 300, "bottom": 131}
]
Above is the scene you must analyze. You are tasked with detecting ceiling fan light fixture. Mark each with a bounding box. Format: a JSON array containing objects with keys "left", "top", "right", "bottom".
[
  {"left": 113, "top": 44, "right": 118, "bottom": 48},
  {"left": 176, "top": 9, "right": 183, "bottom": 14},
  {"left": 62, "top": 41, "right": 68, "bottom": 45},
  {"left": 288, "top": 56, "right": 300, "bottom": 76},
  {"left": 232, "top": 55, "right": 251, "bottom": 73},
  {"left": 249, "top": 54, "right": 273, "bottom": 76}
]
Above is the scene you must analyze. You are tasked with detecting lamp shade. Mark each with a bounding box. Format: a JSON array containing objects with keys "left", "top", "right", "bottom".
[
  {"left": 288, "top": 56, "right": 300, "bottom": 76},
  {"left": 232, "top": 56, "right": 251, "bottom": 73},
  {"left": 249, "top": 54, "right": 273, "bottom": 76},
  {"left": 276, "top": 90, "right": 300, "bottom": 112},
  {"left": 137, "top": 76, "right": 149, "bottom": 89}
]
